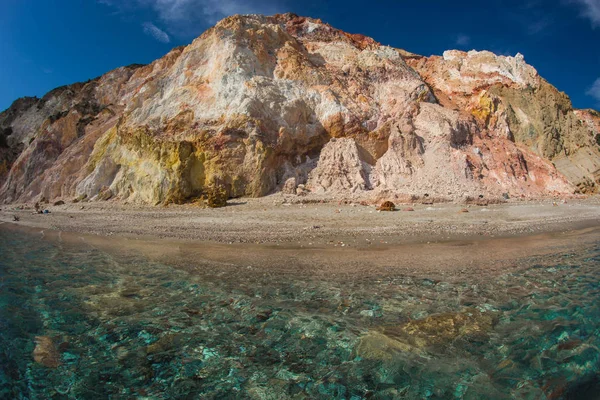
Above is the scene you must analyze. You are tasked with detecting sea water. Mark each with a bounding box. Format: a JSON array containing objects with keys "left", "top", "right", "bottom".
[{"left": 1, "top": 227, "right": 599, "bottom": 399}]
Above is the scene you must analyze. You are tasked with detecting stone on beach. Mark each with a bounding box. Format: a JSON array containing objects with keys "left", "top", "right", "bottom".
[{"left": 377, "top": 201, "right": 396, "bottom": 211}]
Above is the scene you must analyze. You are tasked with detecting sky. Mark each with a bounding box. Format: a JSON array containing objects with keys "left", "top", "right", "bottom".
[{"left": 1, "top": 0, "right": 599, "bottom": 112}]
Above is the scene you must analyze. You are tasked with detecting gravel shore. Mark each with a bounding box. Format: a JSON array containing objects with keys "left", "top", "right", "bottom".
[
  {"left": 2, "top": 195, "right": 599, "bottom": 244},
  {"left": 2, "top": 196, "right": 599, "bottom": 279}
]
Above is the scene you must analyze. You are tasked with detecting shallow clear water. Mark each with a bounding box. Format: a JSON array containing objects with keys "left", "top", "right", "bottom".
[{"left": 1, "top": 227, "right": 600, "bottom": 399}]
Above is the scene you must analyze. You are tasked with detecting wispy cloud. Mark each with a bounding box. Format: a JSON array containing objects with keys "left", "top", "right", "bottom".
[
  {"left": 526, "top": 16, "right": 552, "bottom": 35},
  {"left": 100, "top": 0, "right": 285, "bottom": 38},
  {"left": 489, "top": 0, "right": 557, "bottom": 37},
  {"left": 142, "top": 21, "right": 170, "bottom": 42},
  {"left": 455, "top": 34, "right": 470, "bottom": 47},
  {"left": 571, "top": 0, "right": 600, "bottom": 28},
  {"left": 147, "top": 0, "right": 285, "bottom": 33},
  {"left": 587, "top": 78, "right": 600, "bottom": 106}
]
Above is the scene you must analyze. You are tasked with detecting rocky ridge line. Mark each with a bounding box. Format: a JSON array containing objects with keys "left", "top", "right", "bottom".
[{"left": 1, "top": 13, "right": 599, "bottom": 205}]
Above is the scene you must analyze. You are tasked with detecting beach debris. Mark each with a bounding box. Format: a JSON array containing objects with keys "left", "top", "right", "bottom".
[
  {"left": 12, "top": 215, "right": 19, "bottom": 221},
  {"left": 403, "top": 207, "right": 415, "bottom": 212},
  {"left": 43, "top": 210, "right": 50, "bottom": 214},
  {"left": 33, "top": 336, "right": 61, "bottom": 368},
  {"left": 459, "top": 208, "right": 469, "bottom": 213},
  {"left": 377, "top": 201, "right": 396, "bottom": 211},
  {"left": 53, "top": 200, "right": 65, "bottom": 206}
]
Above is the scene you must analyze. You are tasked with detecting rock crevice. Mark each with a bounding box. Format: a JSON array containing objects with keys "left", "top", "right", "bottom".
[{"left": 1, "top": 14, "right": 598, "bottom": 204}]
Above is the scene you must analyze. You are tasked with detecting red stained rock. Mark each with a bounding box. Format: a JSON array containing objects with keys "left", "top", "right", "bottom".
[{"left": 0, "top": 15, "right": 598, "bottom": 206}]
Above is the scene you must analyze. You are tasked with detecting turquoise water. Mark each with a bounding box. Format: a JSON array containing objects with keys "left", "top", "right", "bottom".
[{"left": 1, "top": 227, "right": 600, "bottom": 399}]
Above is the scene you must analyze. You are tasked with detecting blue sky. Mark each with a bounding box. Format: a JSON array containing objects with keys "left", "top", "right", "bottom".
[{"left": 1, "top": 0, "right": 599, "bottom": 112}]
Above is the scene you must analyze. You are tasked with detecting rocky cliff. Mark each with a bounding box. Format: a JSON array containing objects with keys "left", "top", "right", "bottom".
[{"left": 1, "top": 14, "right": 599, "bottom": 205}]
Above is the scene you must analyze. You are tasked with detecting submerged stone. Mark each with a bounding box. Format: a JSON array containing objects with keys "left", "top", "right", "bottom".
[
  {"left": 384, "top": 308, "right": 498, "bottom": 348},
  {"left": 354, "top": 332, "right": 421, "bottom": 361},
  {"left": 32, "top": 336, "right": 60, "bottom": 368}
]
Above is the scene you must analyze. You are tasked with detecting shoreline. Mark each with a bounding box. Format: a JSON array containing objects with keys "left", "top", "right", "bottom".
[
  {"left": 1, "top": 196, "right": 599, "bottom": 244},
  {"left": 2, "top": 196, "right": 600, "bottom": 280}
]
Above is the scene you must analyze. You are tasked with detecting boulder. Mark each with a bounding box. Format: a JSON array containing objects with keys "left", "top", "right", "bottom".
[{"left": 377, "top": 201, "right": 396, "bottom": 211}]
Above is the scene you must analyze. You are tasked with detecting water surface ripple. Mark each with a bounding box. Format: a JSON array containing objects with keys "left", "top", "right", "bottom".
[{"left": 1, "top": 228, "right": 599, "bottom": 399}]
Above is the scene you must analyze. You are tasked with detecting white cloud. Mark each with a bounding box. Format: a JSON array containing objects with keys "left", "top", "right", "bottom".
[
  {"left": 455, "top": 34, "right": 470, "bottom": 47},
  {"left": 152, "top": 0, "right": 256, "bottom": 22},
  {"left": 142, "top": 21, "right": 171, "bottom": 42},
  {"left": 587, "top": 78, "right": 600, "bottom": 105},
  {"left": 148, "top": 0, "right": 284, "bottom": 32},
  {"left": 571, "top": 0, "right": 600, "bottom": 28},
  {"left": 101, "top": 0, "right": 284, "bottom": 37},
  {"left": 526, "top": 16, "right": 552, "bottom": 35}
]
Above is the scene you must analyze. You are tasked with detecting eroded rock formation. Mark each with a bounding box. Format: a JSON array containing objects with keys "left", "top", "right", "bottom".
[{"left": 1, "top": 14, "right": 599, "bottom": 205}]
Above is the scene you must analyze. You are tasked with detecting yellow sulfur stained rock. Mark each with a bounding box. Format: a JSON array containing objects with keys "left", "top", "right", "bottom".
[{"left": 0, "top": 14, "right": 598, "bottom": 205}]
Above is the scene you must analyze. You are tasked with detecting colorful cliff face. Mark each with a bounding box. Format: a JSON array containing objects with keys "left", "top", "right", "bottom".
[{"left": 1, "top": 14, "right": 599, "bottom": 205}]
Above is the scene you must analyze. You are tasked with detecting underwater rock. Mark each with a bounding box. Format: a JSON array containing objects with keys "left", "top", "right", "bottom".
[
  {"left": 355, "top": 309, "right": 497, "bottom": 361},
  {"left": 145, "top": 334, "right": 184, "bottom": 357},
  {"left": 385, "top": 309, "right": 498, "bottom": 348},
  {"left": 354, "top": 332, "right": 421, "bottom": 361},
  {"left": 32, "top": 336, "right": 60, "bottom": 368},
  {"left": 2, "top": 226, "right": 600, "bottom": 398}
]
